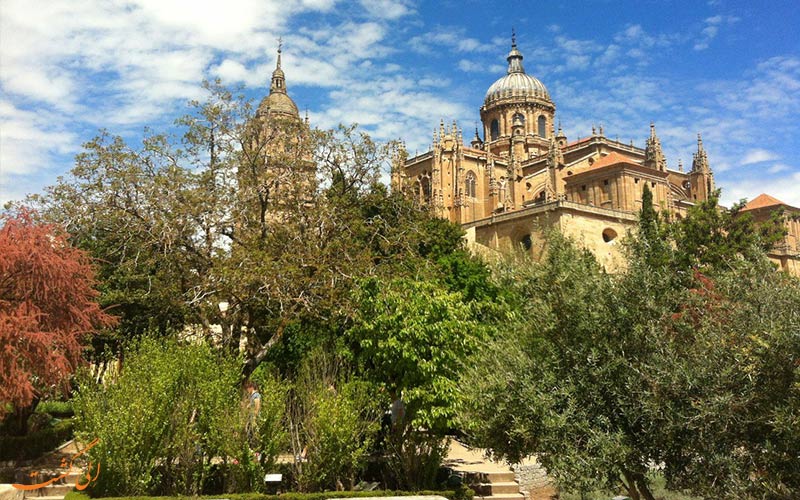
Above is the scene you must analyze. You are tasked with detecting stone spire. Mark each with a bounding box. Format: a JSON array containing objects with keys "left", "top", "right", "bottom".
[
  {"left": 258, "top": 38, "right": 300, "bottom": 119},
  {"left": 555, "top": 120, "right": 567, "bottom": 145},
  {"left": 470, "top": 125, "right": 483, "bottom": 148},
  {"left": 547, "top": 136, "right": 564, "bottom": 169},
  {"left": 507, "top": 28, "right": 525, "bottom": 74},
  {"left": 691, "top": 133, "right": 711, "bottom": 173},
  {"left": 270, "top": 38, "right": 286, "bottom": 93},
  {"left": 644, "top": 122, "right": 667, "bottom": 171}
]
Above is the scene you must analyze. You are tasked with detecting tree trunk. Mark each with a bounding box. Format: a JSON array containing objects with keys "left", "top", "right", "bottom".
[
  {"left": 621, "top": 471, "right": 641, "bottom": 500},
  {"left": 634, "top": 472, "right": 656, "bottom": 500},
  {"left": 5, "top": 398, "right": 39, "bottom": 436}
]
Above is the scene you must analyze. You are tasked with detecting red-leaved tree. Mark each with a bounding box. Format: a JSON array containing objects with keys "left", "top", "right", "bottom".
[{"left": 0, "top": 209, "right": 116, "bottom": 435}]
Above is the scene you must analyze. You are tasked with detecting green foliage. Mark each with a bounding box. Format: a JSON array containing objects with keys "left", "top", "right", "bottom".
[
  {"left": 463, "top": 214, "right": 800, "bottom": 499},
  {"left": 669, "top": 190, "right": 786, "bottom": 273},
  {"left": 384, "top": 431, "right": 450, "bottom": 491},
  {"left": 288, "top": 350, "right": 381, "bottom": 492},
  {"left": 72, "top": 337, "right": 260, "bottom": 497},
  {"left": 296, "top": 381, "right": 380, "bottom": 491},
  {"left": 35, "top": 400, "right": 74, "bottom": 417},
  {"left": 462, "top": 234, "right": 646, "bottom": 494},
  {"left": 0, "top": 419, "right": 73, "bottom": 460},
  {"left": 348, "top": 278, "right": 486, "bottom": 432},
  {"left": 642, "top": 260, "right": 800, "bottom": 499}
]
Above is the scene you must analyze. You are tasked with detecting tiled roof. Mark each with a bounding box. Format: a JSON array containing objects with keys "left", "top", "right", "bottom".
[
  {"left": 590, "top": 151, "right": 640, "bottom": 169},
  {"left": 741, "top": 193, "right": 786, "bottom": 211}
]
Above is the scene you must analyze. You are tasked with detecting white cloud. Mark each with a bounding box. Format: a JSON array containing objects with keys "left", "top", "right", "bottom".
[
  {"left": 409, "top": 27, "right": 499, "bottom": 55},
  {"left": 694, "top": 15, "right": 739, "bottom": 50},
  {"left": 768, "top": 163, "right": 791, "bottom": 174},
  {"left": 721, "top": 171, "right": 800, "bottom": 208},
  {"left": 741, "top": 149, "right": 780, "bottom": 165},
  {"left": 457, "top": 59, "right": 485, "bottom": 73},
  {"left": 358, "top": 0, "right": 414, "bottom": 20}
]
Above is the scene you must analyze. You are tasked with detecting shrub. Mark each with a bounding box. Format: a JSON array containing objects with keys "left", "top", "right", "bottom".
[
  {"left": 72, "top": 336, "right": 256, "bottom": 497},
  {"left": 289, "top": 351, "right": 382, "bottom": 492},
  {"left": 65, "top": 488, "right": 474, "bottom": 500},
  {"left": 36, "top": 401, "right": 74, "bottom": 417}
]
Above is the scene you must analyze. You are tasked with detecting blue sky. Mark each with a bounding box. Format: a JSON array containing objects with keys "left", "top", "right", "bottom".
[{"left": 2, "top": 0, "right": 799, "bottom": 207}]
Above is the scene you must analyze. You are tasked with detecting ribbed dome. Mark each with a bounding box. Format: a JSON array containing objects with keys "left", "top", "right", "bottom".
[
  {"left": 485, "top": 73, "right": 550, "bottom": 103},
  {"left": 484, "top": 38, "right": 551, "bottom": 106},
  {"left": 258, "top": 92, "right": 299, "bottom": 119}
]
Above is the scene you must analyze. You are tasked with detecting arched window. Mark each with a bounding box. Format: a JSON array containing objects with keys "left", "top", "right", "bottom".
[
  {"left": 420, "top": 176, "right": 432, "bottom": 204},
  {"left": 490, "top": 119, "right": 500, "bottom": 141},
  {"left": 465, "top": 171, "right": 477, "bottom": 198},
  {"left": 602, "top": 228, "right": 618, "bottom": 243},
  {"left": 520, "top": 234, "right": 533, "bottom": 251},
  {"left": 513, "top": 112, "right": 525, "bottom": 124},
  {"left": 538, "top": 115, "right": 547, "bottom": 138}
]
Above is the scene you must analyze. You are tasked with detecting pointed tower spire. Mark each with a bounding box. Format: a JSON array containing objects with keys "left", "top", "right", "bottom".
[
  {"left": 471, "top": 124, "right": 483, "bottom": 149},
  {"left": 506, "top": 29, "right": 525, "bottom": 74},
  {"left": 691, "top": 133, "right": 710, "bottom": 173},
  {"left": 270, "top": 37, "right": 286, "bottom": 94},
  {"left": 644, "top": 122, "right": 666, "bottom": 171}
]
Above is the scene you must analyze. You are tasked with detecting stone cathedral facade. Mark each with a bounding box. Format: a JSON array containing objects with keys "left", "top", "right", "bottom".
[{"left": 391, "top": 36, "right": 799, "bottom": 274}]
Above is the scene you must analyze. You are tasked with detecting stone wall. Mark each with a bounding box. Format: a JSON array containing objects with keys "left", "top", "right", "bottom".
[{"left": 512, "top": 461, "right": 556, "bottom": 500}]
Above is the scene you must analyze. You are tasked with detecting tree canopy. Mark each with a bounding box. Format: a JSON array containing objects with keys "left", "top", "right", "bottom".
[
  {"left": 460, "top": 192, "right": 800, "bottom": 500},
  {"left": 0, "top": 210, "right": 116, "bottom": 433}
]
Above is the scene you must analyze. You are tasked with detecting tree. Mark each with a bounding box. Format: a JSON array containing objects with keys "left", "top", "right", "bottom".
[
  {"left": 641, "top": 260, "right": 800, "bottom": 499},
  {"left": 459, "top": 234, "right": 666, "bottom": 499},
  {"left": 461, "top": 196, "right": 800, "bottom": 499},
  {"left": 670, "top": 190, "right": 786, "bottom": 273},
  {"left": 0, "top": 210, "right": 116, "bottom": 434},
  {"left": 26, "top": 80, "right": 475, "bottom": 380}
]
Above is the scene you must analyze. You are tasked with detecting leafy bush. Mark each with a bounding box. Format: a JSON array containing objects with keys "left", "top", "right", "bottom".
[
  {"left": 288, "top": 350, "right": 382, "bottom": 492},
  {"left": 220, "top": 372, "right": 288, "bottom": 494},
  {"left": 0, "top": 419, "right": 73, "bottom": 460},
  {"left": 36, "top": 400, "right": 74, "bottom": 417},
  {"left": 72, "top": 336, "right": 265, "bottom": 497},
  {"left": 384, "top": 431, "right": 449, "bottom": 491}
]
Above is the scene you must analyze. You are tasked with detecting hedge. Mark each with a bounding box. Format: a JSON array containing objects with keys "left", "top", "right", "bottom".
[
  {"left": 36, "top": 400, "right": 75, "bottom": 418},
  {"left": 0, "top": 419, "right": 74, "bottom": 460},
  {"left": 65, "top": 487, "right": 474, "bottom": 500}
]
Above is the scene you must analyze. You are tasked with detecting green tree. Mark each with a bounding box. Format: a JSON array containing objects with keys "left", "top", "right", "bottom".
[
  {"left": 460, "top": 234, "right": 665, "bottom": 499},
  {"left": 670, "top": 190, "right": 786, "bottom": 273},
  {"left": 348, "top": 277, "right": 490, "bottom": 489},
  {"left": 25, "top": 80, "right": 472, "bottom": 379}
]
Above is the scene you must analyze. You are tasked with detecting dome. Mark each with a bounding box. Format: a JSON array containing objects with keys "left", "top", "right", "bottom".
[
  {"left": 485, "top": 72, "right": 550, "bottom": 104},
  {"left": 258, "top": 91, "right": 299, "bottom": 119},
  {"left": 484, "top": 40, "right": 551, "bottom": 106}
]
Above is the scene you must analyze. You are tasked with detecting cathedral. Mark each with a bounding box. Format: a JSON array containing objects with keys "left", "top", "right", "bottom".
[
  {"left": 390, "top": 35, "right": 800, "bottom": 275},
  {"left": 259, "top": 39, "right": 798, "bottom": 275}
]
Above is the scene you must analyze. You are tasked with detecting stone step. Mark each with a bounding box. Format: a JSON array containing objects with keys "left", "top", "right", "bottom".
[
  {"left": 23, "top": 496, "right": 66, "bottom": 500},
  {"left": 474, "top": 481, "right": 522, "bottom": 495},
  {"left": 474, "top": 494, "right": 525, "bottom": 500},
  {"left": 39, "top": 483, "right": 74, "bottom": 495},
  {"left": 469, "top": 471, "right": 517, "bottom": 484}
]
